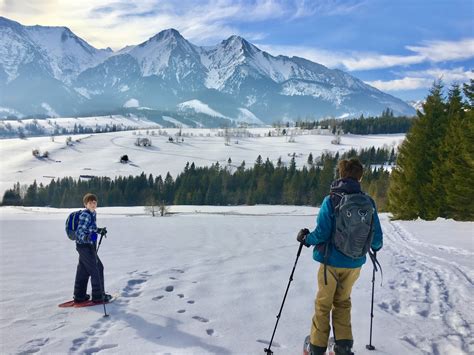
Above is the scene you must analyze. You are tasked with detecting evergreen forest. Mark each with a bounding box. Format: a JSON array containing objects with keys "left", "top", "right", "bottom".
[
  {"left": 298, "top": 109, "right": 414, "bottom": 134},
  {"left": 2, "top": 148, "right": 392, "bottom": 211},
  {"left": 388, "top": 80, "right": 474, "bottom": 221}
]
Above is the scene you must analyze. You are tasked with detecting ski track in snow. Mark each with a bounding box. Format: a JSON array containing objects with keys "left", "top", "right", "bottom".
[{"left": 380, "top": 217, "right": 473, "bottom": 355}]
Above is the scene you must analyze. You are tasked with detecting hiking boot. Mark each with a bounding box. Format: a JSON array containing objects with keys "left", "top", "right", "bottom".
[
  {"left": 73, "top": 294, "right": 90, "bottom": 303},
  {"left": 310, "top": 343, "right": 327, "bottom": 355},
  {"left": 92, "top": 293, "right": 113, "bottom": 303},
  {"left": 334, "top": 339, "right": 354, "bottom": 355}
]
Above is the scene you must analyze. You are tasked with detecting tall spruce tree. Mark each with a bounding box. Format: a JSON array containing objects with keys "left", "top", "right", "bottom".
[
  {"left": 432, "top": 84, "right": 463, "bottom": 217},
  {"left": 442, "top": 81, "right": 474, "bottom": 220},
  {"left": 389, "top": 82, "right": 447, "bottom": 219}
]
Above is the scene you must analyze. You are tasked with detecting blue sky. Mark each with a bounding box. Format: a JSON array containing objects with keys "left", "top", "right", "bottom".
[{"left": 2, "top": 0, "right": 473, "bottom": 101}]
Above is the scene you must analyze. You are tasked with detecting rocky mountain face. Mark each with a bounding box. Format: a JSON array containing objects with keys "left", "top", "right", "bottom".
[{"left": 0, "top": 16, "right": 415, "bottom": 125}]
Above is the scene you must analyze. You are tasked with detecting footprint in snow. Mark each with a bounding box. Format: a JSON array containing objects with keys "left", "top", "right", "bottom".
[
  {"left": 18, "top": 338, "right": 50, "bottom": 353},
  {"left": 152, "top": 295, "right": 164, "bottom": 301},
  {"left": 187, "top": 300, "right": 195, "bottom": 304},
  {"left": 165, "top": 285, "right": 174, "bottom": 292},
  {"left": 122, "top": 278, "right": 147, "bottom": 297},
  {"left": 192, "top": 316, "right": 209, "bottom": 323},
  {"left": 177, "top": 293, "right": 184, "bottom": 298},
  {"left": 83, "top": 344, "right": 119, "bottom": 353},
  {"left": 177, "top": 309, "right": 186, "bottom": 313}
]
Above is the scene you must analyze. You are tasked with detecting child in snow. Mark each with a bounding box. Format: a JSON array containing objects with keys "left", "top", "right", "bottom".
[
  {"left": 73, "top": 193, "right": 111, "bottom": 303},
  {"left": 297, "top": 158, "right": 383, "bottom": 355}
]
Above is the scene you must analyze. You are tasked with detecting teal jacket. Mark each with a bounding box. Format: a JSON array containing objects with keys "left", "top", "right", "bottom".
[{"left": 305, "top": 180, "right": 383, "bottom": 268}]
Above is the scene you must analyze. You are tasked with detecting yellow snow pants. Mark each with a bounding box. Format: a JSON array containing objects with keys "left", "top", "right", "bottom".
[{"left": 310, "top": 264, "right": 361, "bottom": 347}]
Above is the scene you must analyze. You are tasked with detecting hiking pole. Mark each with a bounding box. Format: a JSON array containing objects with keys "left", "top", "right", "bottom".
[
  {"left": 95, "top": 231, "right": 109, "bottom": 317},
  {"left": 366, "top": 251, "right": 379, "bottom": 350},
  {"left": 96, "top": 228, "right": 107, "bottom": 253},
  {"left": 264, "top": 242, "right": 304, "bottom": 354}
]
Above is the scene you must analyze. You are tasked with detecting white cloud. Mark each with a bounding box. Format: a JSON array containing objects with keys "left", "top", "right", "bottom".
[
  {"left": 404, "top": 67, "right": 474, "bottom": 82},
  {"left": 290, "top": 0, "right": 366, "bottom": 19},
  {"left": 366, "top": 67, "right": 474, "bottom": 91},
  {"left": 406, "top": 39, "right": 474, "bottom": 62},
  {"left": 366, "top": 77, "right": 433, "bottom": 91},
  {"left": 345, "top": 39, "right": 474, "bottom": 71},
  {"left": 257, "top": 38, "right": 474, "bottom": 72},
  {"left": 342, "top": 54, "right": 426, "bottom": 71}
]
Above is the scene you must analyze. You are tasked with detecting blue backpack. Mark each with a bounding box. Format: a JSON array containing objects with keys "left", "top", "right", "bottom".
[{"left": 65, "top": 210, "right": 89, "bottom": 241}]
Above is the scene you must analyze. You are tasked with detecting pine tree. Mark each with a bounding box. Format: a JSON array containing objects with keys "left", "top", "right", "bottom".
[
  {"left": 442, "top": 81, "right": 474, "bottom": 220},
  {"left": 389, "top": 82, "right": 447, "bottom": 219},
  {"left": 432, "top": 84, "right": 463, "bottom": 217},
  {"left": 23, "top": 180, "right": 38, "bottom": 206}
]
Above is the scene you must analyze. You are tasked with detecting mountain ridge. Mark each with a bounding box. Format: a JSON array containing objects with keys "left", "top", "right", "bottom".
[{"left": 0, "top": 17, "right": 415, "bottom": 125}]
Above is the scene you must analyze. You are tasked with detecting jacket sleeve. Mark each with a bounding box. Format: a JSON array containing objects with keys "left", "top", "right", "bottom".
[
  {"left": 371, "top": 203, "right": 383, "bottom": 251},
  {"left": 76, "top": 211, "right": 93, "bottom": 243},
  {"left": 305, "top": 196, "right": 333, "bottom": 246}
]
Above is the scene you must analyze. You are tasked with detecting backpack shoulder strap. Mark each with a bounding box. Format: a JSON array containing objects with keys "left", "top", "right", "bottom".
[{"left": 329, "top": 192, "right": 345, "bottom": 213}]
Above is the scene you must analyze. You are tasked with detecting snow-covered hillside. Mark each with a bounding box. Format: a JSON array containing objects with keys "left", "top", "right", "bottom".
[
  {"left": 0, "top": 129, "right": 404, "bottom": 197},
  {"left": 0, "top": 115, "right": 160, "bottom": 136},
  {"left": 0, "top": 206, "right": 472, "bottom": 354}
]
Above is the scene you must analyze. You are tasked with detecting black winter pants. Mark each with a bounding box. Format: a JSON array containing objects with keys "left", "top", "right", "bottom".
[{"left": 74, "top": 243, "right": 105, "bottom": 301}]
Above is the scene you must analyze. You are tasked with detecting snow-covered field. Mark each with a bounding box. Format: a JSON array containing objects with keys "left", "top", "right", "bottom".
[
  {"left": 0, "top": 206, "right": 472, "bottom": 354},
  {"left": 0, "top": 128, "right": 403, "bottom": 197}
]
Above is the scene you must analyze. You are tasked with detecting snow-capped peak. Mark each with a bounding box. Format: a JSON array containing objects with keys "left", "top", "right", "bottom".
[
  {"left": 0, "top": 17, "right": 111, "bottom": 83},
  {"left": 124, "top": 28, "right": 202, "bottom": 78},
  {"left": 149, "top": 28, "right": 183, "bottom": 42}
]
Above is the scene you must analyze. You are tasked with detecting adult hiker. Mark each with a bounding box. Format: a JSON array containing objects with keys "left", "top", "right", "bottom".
[{"left": 297, "top": 158, "right": 383, "bottom": 355}]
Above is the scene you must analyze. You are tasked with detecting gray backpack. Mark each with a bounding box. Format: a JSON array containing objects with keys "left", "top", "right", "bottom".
[{"left": 332, "top": 193, "right": 375, "bottom": 259}]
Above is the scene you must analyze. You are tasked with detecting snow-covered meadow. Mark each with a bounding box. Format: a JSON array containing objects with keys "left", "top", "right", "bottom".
[
  {"left": 0, "top": 127, "right": 403, "bottom": 197},
  {"left": 0, "top": 206, "right": 472, "bottom": 354}
]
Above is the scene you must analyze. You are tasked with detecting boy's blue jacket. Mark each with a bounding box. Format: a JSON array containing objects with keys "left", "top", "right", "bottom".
[{"left": 305, "top": 178, "right": 383, "bottom": 268}]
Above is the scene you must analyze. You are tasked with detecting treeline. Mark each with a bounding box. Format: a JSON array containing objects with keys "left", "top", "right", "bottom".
[
  {"left": 297, "top": 109, "right": 414, "bottom": 134},
  {"left": 388, "top": 81, "right": 474, "bottom": 221},
  {"left": 2, "top": 148, "right": 393, "bottom": 210}
]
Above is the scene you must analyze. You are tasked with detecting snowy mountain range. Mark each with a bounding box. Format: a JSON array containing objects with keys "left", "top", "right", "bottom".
[{"left": 0, "top": 17, "right": 415, "bottom": 125}]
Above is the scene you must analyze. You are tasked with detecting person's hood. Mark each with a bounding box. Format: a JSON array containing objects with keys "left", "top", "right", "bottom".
[{"left": 330, "top": 177, "right": 361, "bottom": 194}]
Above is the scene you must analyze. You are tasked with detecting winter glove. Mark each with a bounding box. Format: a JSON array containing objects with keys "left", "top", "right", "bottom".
[
  {"left": 89, "top": 232, "right": 98, "bottom": 243},
  {"left": 97, "top": 227, "right": 107, "bottom": 235},
  {"left": 297, "top": 228, "right": 310, "bottom": 247}
]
